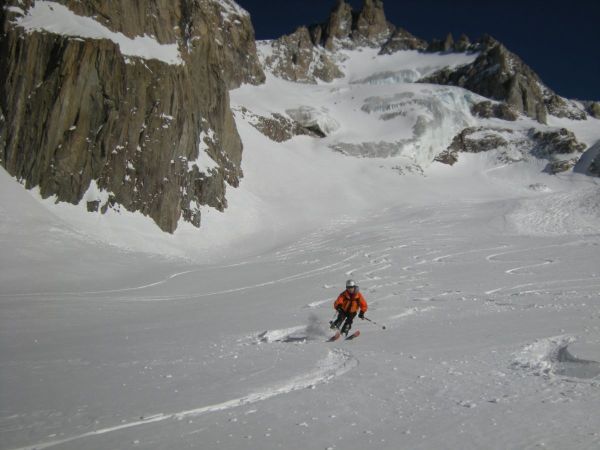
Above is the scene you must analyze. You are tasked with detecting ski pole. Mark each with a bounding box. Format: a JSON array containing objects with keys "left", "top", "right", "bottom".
[{"left": 363, "top": 316, "right": 386, "bottom": 330}]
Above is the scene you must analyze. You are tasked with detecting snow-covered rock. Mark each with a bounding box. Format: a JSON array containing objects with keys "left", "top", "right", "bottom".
[{"left": 285, "top": 106, "right": 340, "bottom": 137}]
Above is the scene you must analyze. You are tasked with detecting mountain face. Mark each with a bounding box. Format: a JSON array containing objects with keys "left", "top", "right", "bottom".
[
  {"left": 1, "top": 0, "right": 598, "bottom": 234},
  {"left": 420, "top": 35, "right": 587, "bottom": 124},
  {"left": 261, "top": 3, "right": 587, "bottom": 125},
  {"left": 1, "top": 0, "right": 264, "bottom": 232},
  {"left": 315, "top": 0, "right": 393, "bottom": 50},
  {"left": 261, "top": 0, "right": 396, "bottom": 83}
]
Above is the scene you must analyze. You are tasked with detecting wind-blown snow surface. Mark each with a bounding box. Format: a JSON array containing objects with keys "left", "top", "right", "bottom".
[{"left": 2, "top": 47, "right": 600, "bottom": 449}]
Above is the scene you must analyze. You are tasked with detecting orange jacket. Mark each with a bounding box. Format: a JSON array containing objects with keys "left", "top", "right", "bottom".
[{"left": 334, "top": 290, "right": 367, "bottom": 314}]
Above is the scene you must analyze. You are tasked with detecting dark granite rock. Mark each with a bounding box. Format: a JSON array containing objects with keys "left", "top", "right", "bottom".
[
  {"left": 531, "top": 128, "right": 587, "bottom": 156},
  {"left": 1, "top": 0, "right": 265, "bottom": 232},
  {"left": 420, "top": 36, "right": 549, "bottom": 124},
  {"left": 588, "top": 102, "right": 600, "bottom": 119},
  {"left": 471, "top": 101, "right": 518, "bottom": 121},
  {"left": 380, "top": 28, "right": 428, "bottom": 54}
]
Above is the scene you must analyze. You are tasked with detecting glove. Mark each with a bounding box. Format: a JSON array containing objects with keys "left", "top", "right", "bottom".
[
  {"left": 336, "top": 306, "right": 344, "bottom": 313},
  {"left": 358, "top": 311, "right": 365, "bottom": 319}
]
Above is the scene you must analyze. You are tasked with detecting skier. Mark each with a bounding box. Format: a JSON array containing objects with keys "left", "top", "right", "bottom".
[{"left": 330, "top": 279, "right": 368, "bottom": 336}]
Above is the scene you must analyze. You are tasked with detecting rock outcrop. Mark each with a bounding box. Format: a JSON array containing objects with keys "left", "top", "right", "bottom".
[
  {"left": 350, "top": 0, "right": 393, "bottom": 47},
  {"left": 589, "top": 153, "right": 600, "bottom": 177},
  {"left": 470, "top": 101, "right": 518, "bottom": 121},
  {"left": 545, "top": 158, "right": 579, "bottom": 174},
  {"left": 379, "top": 27, "right": 427, "bottom": 54},
  {"left": 420, "top": 36, "right": 548, "bottom": 123},
  {"left": 1, "top": 0, "right": 264, "bottom": 232},
  {"left": 420, "top": 36, "right": 587, "bottom": 124},
  {"left": 235, "top": 108, "right": 321, "bottom": 142},
  {"left": 313, "top": 0, "right": 354, "bottom": 50},
  {"left": 260, "top": 0, "right": 395, "bottom": 83},
  {"left": 587, "top": 102, "right": 600, "bottom": 119},
  {"left": 437, "top": 126, "right": 587, "bottom": 168},
  {"left": 314, "top": 0, "right": 393, "bottom": 49},
  {"left": 260, "top": 27, "right": 343, "bottom": 83},
  {"left": 543, "top": 94, "right": 587, "bottom": 121},
  {"left": 285, "top": 106, "right": 340, "bottom": 137},
  {"left": 425, "top": 33, "right": 474, "bottom": 53},
  {"left": 441, "top": 127, "right": 515, "bottom": 158},
  {"left": 530, "top": 128, "right": 587, "bottom": 156},
  {"left": 427, "top": 33, "right": 455, "bottom": 53},
  {"left": 454, "top": 34, "right": 472, "bottom": 52}
]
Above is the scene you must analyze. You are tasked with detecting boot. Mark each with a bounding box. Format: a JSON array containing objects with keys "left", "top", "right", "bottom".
[{"left": 341, "top": 323, "right": 351, "bottom": 336}]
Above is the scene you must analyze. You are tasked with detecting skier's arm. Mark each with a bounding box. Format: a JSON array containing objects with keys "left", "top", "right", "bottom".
[
  {"left": 334, "top": 294, "right": 344, "bottom": 311},
  {"left": 358, "top": 294, "right": 369, "bottom": 316}
]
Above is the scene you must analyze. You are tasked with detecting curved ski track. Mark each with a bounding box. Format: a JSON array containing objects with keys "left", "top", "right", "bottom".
[{"left": 9, "top": 349, "right": 357, "bottom": 450}]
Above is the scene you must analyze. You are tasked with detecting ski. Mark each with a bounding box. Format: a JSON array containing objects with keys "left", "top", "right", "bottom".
[
  {"left": 345, "top": 330, "right": 360, "bottom": 340},
  {"left": 328, "top": 330, "right": 360, "bottom": 342},
  {"left": 328, "top": 331, "right": 341, "bottom": 342}
]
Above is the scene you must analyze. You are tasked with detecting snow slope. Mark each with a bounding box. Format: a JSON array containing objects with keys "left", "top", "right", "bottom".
[
  {"left": 2, "top": 41, "right": 600, "bottom": 450},
  {"left": 2, "top": 174, "right": 600, "bottom": 450}
]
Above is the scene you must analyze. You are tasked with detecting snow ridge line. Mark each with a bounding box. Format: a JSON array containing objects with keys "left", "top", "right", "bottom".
[{"left": 8, "top": 349, "right": 357, "bottom": 450}]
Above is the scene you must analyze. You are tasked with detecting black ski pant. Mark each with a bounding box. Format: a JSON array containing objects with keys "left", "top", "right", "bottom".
[{"left": 332, "top": 311, "right": 357, "bottom": 334}]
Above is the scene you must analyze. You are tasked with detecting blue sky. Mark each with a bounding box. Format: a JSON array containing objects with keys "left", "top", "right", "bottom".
[{"left": 236, "top": 0, "right": 600, "bottom": 101}]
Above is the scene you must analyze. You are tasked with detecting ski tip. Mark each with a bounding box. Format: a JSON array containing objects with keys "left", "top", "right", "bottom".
[
  {"left": 345, "top": 330, "right": 360, "bottom": 340},
  {"left": 328, "top": 331, "right": 341, "bottom": 342}
]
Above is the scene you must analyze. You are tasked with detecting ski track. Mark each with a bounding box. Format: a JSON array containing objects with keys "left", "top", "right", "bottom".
[
  {"left": 364, "top": 263, "right": 393, "bottom": 279},
  {"left": 304, "top": 298, "right": 331, "bottom": 309},
  {"left": 7, "top": 349, "right": 357, "bottom": 450},
  {"left": 3, "top": 220, "right": 599, "bottom": 449},
  {"left": 0, "top": 258, "right": 267, "bottom": 298},
  {"left": 117, "top": 258, "right": 356, "bottom": 303},
  {"left": 485, "top": 240, "right": 585, "bottom": 263},
  {"left": 389, "top": 306, "right": 436, "bottom": 320},
  {"left": 117, "top": 267, "right": 355, "bottom": 303},
  {"left": 0, "top": 269, "right": 200, "bottom": 298},
  {"left": 505, "top": 259, "right": 555, "bottom": 275},
  {"left": 484, "top": 276, "right": 600, "bottom": 296},
  {"left": 432, "top": 245, "right": 510, "bottom": 263},
  {"left": 2, "top": 255, "right": 358, "bottom": 303},
  {"left": 254, "top": 326, "right": 308, "bottom": 344}
]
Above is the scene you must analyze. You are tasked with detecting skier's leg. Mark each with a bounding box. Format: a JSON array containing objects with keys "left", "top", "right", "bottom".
[
  {"left": 341, "top": 313, "right": 357, "bottom": 335},
  {"left": 331, "top": 311, "right": 346, "bottom": 329}
]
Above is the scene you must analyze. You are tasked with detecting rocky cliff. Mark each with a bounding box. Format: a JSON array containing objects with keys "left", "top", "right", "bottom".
[
  {"left": 1, "top": 0, "right": 264, "bottom": 232},
  {"left": 261, "top": 0, "right": 395, "bottom": 83},
  {"left": 420, "top": 36, "right": 587, "bottom": 124}
]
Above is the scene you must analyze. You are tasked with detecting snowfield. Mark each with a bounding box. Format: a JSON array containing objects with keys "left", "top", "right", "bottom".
[{"left": 2, "top": 43, "right": 600, "bottom": 450}]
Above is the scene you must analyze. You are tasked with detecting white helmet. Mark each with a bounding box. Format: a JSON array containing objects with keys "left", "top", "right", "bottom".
[{"left": 346, "top": 279, "right": 358, "bottom": 289}]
